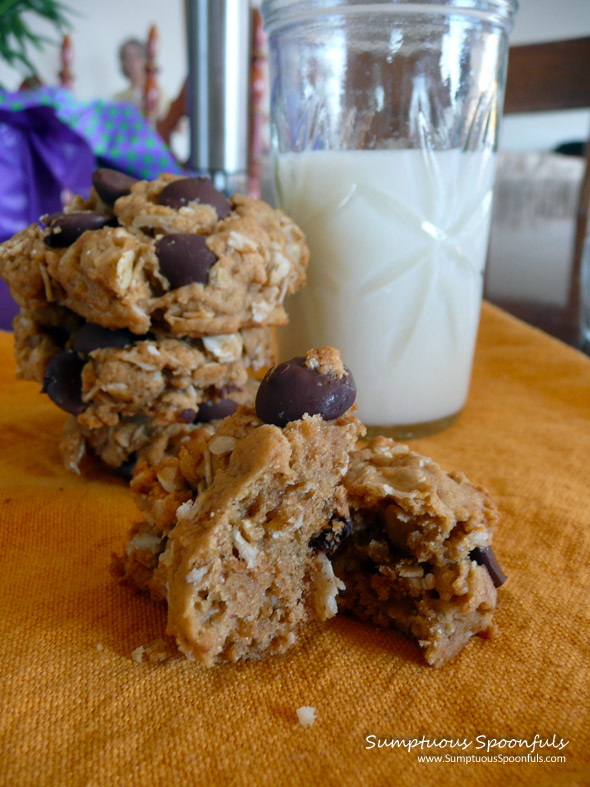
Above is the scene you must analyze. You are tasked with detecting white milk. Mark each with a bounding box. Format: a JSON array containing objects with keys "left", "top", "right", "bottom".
[{"left": 276, "top": 148, "right": 496, "bottom": 428}]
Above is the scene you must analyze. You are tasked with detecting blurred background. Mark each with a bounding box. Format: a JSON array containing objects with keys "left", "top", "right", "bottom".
[
  {"left": 0, "top": 0, "right": 589, "bottom": 347},
  {"left": 0, "top": 0, "right": 587, "bottom": 154}
]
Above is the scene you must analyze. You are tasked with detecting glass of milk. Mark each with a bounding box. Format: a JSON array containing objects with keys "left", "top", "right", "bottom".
[{"left": 260, "top": 0, "right": 517, "bottom": 438}]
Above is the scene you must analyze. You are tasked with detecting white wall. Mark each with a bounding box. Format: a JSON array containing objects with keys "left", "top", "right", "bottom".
[
  {"left": 509, "top": 0, "right": 590, "bottom": 45},
  {"left": 0, "top": 0, "right": 187, "bottom": 103}
]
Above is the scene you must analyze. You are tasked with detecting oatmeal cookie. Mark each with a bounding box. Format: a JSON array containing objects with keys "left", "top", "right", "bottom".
[
  {"left": 116, "top": 348, "right": 364, "bottom": 664},
  {"left": 19, "top": 311, "right": 273, "bottom": 428},
  {"left": 13, "top": 302, "right": 271, "bottom": 472},
  {"left": 76, "top": 335, "right": 247, "bottom": 429},
  {"left": 61, "top": 381, "right": 258, "bottom": 475},
  {"left": 0, "top": 170, "right": 309, "bottom": 337},
  {"left": 116, "top": 350, "right": 505, "bottom": 666},
  {"left": 333, "top": 437, "right": 505, "bottom": 666}
]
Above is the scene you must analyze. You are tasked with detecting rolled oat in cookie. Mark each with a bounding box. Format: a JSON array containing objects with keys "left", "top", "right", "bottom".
[
  {"left": 115, "top": 348, "right": 365, "bottom": 664},
  {"left": 0, "top": 222, "right": 61, "bottom": 310},
  {"left": 333, "top": 436, "right": 506, "bottom": 666}
]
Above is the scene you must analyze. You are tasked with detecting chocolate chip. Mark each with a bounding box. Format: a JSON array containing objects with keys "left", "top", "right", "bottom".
[
  {"left": 155, "top": 234, "right": 217, "bottom": 288},
  {"left": 469, "top": 546, "right": 507, "bottom": 588},
  {"left": 43, "top": 211, "right": 118, "bottom": 248},
  {"left": 92, "top": 168, "right": 138, "bottom": 207},
  {"left": 115, "top": 454, "right": 137, "bottom": 483},
  {"left": 177, "top": 408, "right": 197, "bottom": 424},
  {"left": 44, "top": 324, "right": 71, "bottom": 347},
  {"left": 255, "top": 356, "right": 356, "bottom": 427},
  {"left": 218, "top": 384, "right": 241, "bottom": 397},
  {"left": 309, "top": 515, "right": 353, "bottom": 556},
  {"left": 156, "top": 177, "right": 231, "bottom": 218},
  {"left": 195, "top": 397, "right": 238, "bottom": 423},
  {"left": 71, "top": 323, "right": 137, "bottom": 354},
  {"left": 42, "top": 351, "right": 86, "bottom": 414},
  {"left": 40, "top": 212, "right": 63, "bottom": 227}
]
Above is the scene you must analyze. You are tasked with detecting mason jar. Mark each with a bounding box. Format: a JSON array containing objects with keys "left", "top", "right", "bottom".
[{"left": 261, "top": 0, "right": 518, "bottom": 438}]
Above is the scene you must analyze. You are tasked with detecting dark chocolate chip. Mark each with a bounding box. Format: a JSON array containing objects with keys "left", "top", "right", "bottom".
[
  {"left": 195, "top": 397, "right": 238, "bottom": 423},
  {"left": 156, "top": 177, "right": 231, "bottom": 218},
  {"left": 155, "top": 233, "right": 217, "bottom": 288},
  {"left": 40, "top": 212, "right": 63, "bottom": 227},
  {"left": 218, "top": 384, "right": 241, "bottom": 398},
  {"left": 44, "top": 324, "right": 71, "bottom": 347},
  {"left": 71, "top": 323, "right": 151, "bottom": 354},
  {"left": 115, "top": 453, "right": 137, "bottom": 483},
  {"left": 43, "top": 211, "right": 118, "bottom": 248},
  {"left": 177, "top": 408, "right": 198, "bottom": 424},
  {"left": 42, "top": 351, "right": 86, "bottom": 415},
  {"left": 92, "top": 168, "right": 138, "bottom": 207},
  {"left": 255, "top": 356, "right": 356, "bottom": 427},
  {"left": 469, "top": 546, "right": 507, "bottom": 588},
  {"left": 309, "top": 515, "right": 353, "bottom": 556}
]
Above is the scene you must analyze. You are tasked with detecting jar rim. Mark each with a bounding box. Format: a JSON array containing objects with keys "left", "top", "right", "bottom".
[{"left": 261, "top": 0, "right": 519, "bottom": 35}]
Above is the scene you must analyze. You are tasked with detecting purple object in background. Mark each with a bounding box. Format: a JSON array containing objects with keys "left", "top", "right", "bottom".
[
  {"left": 0, "top": 104, "right": 96, "bottom": 330},
  {"left": 0, "top": 105, "right": 96, "bottom": 240},
  {"left": 0, "top": 87, "right": 185, "bottom": 330},
  {"left": 0, "top": 283, "right": 19, "bottom": 329}
]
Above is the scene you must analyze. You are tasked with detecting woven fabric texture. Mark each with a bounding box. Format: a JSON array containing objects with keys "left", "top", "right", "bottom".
[{"left": 0, "top": 303, "right": 588, "bottom": 786}]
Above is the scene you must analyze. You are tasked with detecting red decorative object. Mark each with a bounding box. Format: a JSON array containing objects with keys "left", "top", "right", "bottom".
[
  {"left": 248, "top": 9, "right": 270, "bottom": 199},
  {"left": 58, "top": 33, "right": 74, "bottom": 91},
  {"left": 144, "top": 24, "right": 160, "bottom": 123}
]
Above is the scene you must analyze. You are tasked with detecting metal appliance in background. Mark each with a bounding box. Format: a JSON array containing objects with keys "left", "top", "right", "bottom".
[{"left": 186, "top": 0, "right": 252, "bottom": 196}]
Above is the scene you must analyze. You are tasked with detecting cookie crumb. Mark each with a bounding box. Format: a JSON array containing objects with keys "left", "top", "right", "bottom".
[
  {"left": 304, "top": 347, "right": 345, "bottom": 378},
  {"left": 96, "top": 643, "right": 104, "bottom": 652},
  {"left": 131, "top": 639, "right": 178, "bottom": 664},
  {"left": 296, "top": 706, "right": 316, "bottom": 727}
]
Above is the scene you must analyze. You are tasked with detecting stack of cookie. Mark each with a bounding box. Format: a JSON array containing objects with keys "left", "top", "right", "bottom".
[{"left": 0, "top": 169, "right": 308, "bottom": 474}]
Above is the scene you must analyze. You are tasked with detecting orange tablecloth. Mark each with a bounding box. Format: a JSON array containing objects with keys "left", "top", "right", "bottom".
[{"left": 0, "top": 303, "right": 589, "bottom": 786}]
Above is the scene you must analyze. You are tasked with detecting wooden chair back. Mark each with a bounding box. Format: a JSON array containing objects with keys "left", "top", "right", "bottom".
[
  {"left": 143, "top": 25, "right": 160, "bottom": 123},
  {"left": 56, "top": 26, "right": 162, "bottom": 124},
  {"left": 58, "top": 34, "right": 74, "bottom": 91}
]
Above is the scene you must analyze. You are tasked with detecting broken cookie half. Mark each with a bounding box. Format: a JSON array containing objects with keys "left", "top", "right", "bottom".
[
  {"left": 116, "top": 347, "right": 364, "bottom": 664},
  {"left": 333, "top": 436, "right": 505, "bottom": 667}
]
